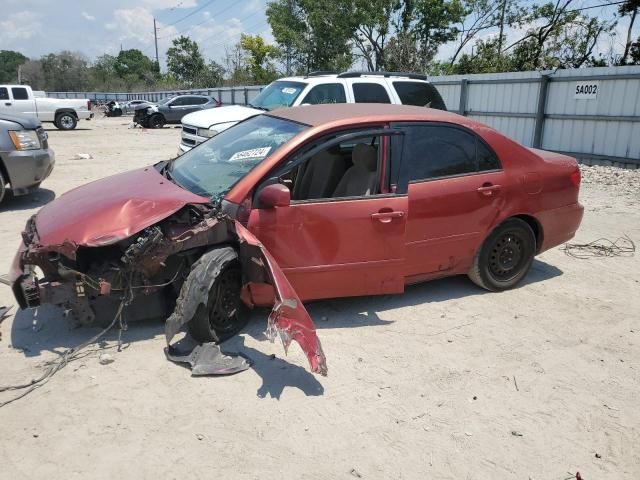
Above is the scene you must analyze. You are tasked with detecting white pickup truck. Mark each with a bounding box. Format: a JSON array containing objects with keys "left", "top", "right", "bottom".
[{"left": 0, "top": 85, "right": 93, "bottom": 130}]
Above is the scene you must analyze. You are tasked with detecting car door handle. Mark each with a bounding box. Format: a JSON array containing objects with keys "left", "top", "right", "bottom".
[
  {"left": 4, "top": 102, "right": 11, "bottom": 106},
  {"left": 371, "top": 211, "right": 405, "bottom": 223},
  {"left": 477, "top": 183, "right": 502, "bottom": 196}
]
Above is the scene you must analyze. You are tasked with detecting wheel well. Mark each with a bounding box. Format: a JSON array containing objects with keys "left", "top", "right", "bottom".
[
  {"left": 513, "top": 214, "right": 543, "bottom": 253},
  {"left": 55, "top": 109, "right": 78, "bottom": 119},
  {"left": 0, "top": 159, "right": 11, "bottom": 186}
]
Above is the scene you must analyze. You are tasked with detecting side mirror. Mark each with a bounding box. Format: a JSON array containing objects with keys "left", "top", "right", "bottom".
[{"left": 258, "top": 183, "right": 290, "bottom": 208}]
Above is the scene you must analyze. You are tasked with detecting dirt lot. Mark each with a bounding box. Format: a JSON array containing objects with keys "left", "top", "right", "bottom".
[{"left": 0, "top": 117, "right": 638, "bottom": 480}]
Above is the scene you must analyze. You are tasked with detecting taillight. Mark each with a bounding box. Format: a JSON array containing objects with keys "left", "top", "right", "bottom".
[{"left": 570, "top": 167, "right": 581, "bottom": 187}]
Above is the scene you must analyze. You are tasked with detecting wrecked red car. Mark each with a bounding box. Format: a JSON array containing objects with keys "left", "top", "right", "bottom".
[{"left": 7, "top": 104, "right": 584, "bottom": 375}]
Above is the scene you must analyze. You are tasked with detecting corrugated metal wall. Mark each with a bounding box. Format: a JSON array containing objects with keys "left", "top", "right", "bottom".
[
  {"left": 430, "top": 66, "right": 640, "bottom": 166},
  {"left": 47, "top": 66, "right": 640, "bottom": 166}
]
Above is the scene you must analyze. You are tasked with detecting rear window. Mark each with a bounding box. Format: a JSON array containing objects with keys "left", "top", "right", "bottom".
[
  {"left": 392, "top": 82, "right": 446, "bottom": 110},
  {"left": 11, "top": 87, "right": 29, "bottom": 100},
  {"left": 190, "top": 97, "right": 209, "bottom": 105},
  {"left": 352, "top": 83, "right": 391, "bottom": 103}
]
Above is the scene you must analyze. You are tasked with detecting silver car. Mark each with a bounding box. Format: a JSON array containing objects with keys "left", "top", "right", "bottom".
[{"left": 0, "top": 114, "right": 55, "bottom": 204}]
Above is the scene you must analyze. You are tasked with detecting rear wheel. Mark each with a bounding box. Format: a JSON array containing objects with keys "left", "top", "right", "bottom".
[
  {"left": 149, "top": 114, "right": 165, "bottom": 129},
  {"left": 55, "top": 113, "right": 77, "bottom": 130},
  {"left": 187, "top": 260, "right": 248, "bottom": 343},
  {"left": 468, "top": 218, "right": 536, "bottom": 292}
]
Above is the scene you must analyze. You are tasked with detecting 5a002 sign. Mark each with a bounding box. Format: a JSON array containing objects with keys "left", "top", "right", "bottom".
[{"left": 574, "top": 81, "right": 599, "bottom": 99}]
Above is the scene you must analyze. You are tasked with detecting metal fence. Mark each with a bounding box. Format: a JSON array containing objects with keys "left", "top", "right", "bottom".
[
  {"left": 429, "top": 66, "right": 640, "bottom": 167},
  {"left": 47, "top": 86, "right": 264, "bottom": 106},
  {"left": 47, "top": 65, "right": 640, "bottom": 167}
]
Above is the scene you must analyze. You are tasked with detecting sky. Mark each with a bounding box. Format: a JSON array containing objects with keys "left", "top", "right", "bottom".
[{"left": 0, "top": 0, "right": 637, "bottom": 69}]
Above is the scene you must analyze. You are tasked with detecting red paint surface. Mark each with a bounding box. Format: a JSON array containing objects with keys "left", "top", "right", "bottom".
[{"left": 35, "top": 167, "right": 209, "bottom": 247}]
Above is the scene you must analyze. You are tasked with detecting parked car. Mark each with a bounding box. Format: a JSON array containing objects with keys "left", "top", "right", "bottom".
[
  {"left": 134, "top": 95, "right": 220, "bottom": 129},
  {"left": 178, "top": 71, "right": 447, "bottom": 153},
  {"left": 6, "top": 104, "right": 584, "bottom": 374},
  {"left": 122, "top": 99, "right": 153, "bottom": 114},
  {"left": 0, "top": 114, "right": 55, "bottom": 204},
  {"left": 0, "top": 85, "right": 93, "bottom": 130}
]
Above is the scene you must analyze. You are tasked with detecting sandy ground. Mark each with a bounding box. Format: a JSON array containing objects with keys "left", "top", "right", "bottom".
[{"left": 0, "top": 117, "right": 638, "bottom": 480}]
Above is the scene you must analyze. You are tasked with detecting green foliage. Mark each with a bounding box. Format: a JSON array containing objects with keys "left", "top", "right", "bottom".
[
  {"left": 0, "top": 50, "right": 28, "bottom": 83},
  {"left": 166, "top": 36, "right": 206, "bottom": 85},
  {"left": 114, "top": 49, "right": 158, "bottom": 82},
  {"left": 240, "top": 34, "right": 280, "bottom": 84},
  {"left": 40, "top": 51, "right": 90, "bottom": 91}
]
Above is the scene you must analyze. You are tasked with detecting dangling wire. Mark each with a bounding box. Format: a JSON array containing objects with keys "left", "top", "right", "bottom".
[{"left": 562, "top": 235, "right": 635, "bottom": 259}]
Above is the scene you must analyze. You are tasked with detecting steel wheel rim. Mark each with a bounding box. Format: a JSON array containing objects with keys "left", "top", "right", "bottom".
[
  {"left": 208, "top": 268, "right": 242, "bottom": 334},
  {"left": 60, "top": 115, "right": 74, "bottom": 128},
  {"left": 488, "top": 232, "right": 525, "bottom": 281}
]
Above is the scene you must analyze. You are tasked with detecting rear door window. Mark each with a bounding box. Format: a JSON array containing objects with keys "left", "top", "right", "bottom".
[
  {"left": 392, "top": 82, "right": 446, "bottom": 110},
  {"left": 0, "top": 88, "right": 8, "bottom": 100},
  {"left": 352, "top": 83, "right": 391, "bottom": 103},
  {"left": 393, "top": 124, "right": 500, "bottom": 193},
  {"left": 190, "top": 96, "right": 209, "bottom": 105}
]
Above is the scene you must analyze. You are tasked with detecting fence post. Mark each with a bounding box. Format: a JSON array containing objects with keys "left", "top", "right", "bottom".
[
  {"left": 458, "top": 79, "right": 468, "bottom": 116},
  {"left": 533, "top": 75, "right": 549, "bottom": 149},
  {"left": 231, "top": 88, "right": 236, "bottom": 105},
  {"left": 244, "top": 87, "right": 248, "bottom": 105}
]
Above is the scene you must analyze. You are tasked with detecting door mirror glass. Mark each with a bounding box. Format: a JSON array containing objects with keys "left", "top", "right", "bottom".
[{"left": 259, "top": 183, "right": 290, "bottom": 208}]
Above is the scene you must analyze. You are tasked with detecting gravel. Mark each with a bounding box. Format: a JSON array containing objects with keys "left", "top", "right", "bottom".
[{"left": 580, "top": 164, "right": 640, "bottom": 197}]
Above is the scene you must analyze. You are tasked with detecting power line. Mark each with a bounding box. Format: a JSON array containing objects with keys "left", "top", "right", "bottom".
[{"left": 164, "top": 0, "right": 218, "bottom": 27}]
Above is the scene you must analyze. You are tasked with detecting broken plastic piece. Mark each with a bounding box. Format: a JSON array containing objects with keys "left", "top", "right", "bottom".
[{"left": 165, "top": 342, "right": 251, "bottom": 376}]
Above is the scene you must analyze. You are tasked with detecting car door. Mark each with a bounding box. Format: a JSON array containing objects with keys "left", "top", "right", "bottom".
[
  {"left": 246, "top": 129, "right": 408, "bottom": 301},
  {"left": 390, "top": 122, "right": 506, "bottom": 279},
  {"left": 4, "top": 86, "right": 34, "bottom": 117}
]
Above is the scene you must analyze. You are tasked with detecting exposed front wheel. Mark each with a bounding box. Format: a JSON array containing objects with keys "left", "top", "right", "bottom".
[
  {"left": 55, "top": 113, "right": 78, "bottom": 130},
  {"left": 149, "top": 114, "right": 165, "bottom": 129},
  {"left": 468, "top": 218, "right": 536, "bottom": 291},
  {"left": 185, "top": 249, "right": 249, "bottom": 343}
]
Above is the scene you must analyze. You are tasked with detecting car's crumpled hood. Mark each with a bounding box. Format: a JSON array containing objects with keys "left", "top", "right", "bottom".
[
  {"left": 181, "top": 105, "right": 261, "bottom": 129},
  {"left": 35, "top": 166, "right": 209, "bottom": 247}
]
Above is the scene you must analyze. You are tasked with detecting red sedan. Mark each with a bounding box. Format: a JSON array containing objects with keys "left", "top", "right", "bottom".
[{"left": 7, "top": 104, "right": 583, "bottom": 375}]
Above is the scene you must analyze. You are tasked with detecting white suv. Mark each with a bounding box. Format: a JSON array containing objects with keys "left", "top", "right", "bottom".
[{"left": 178, "top": 71, "right": 446, "bottom": 153}]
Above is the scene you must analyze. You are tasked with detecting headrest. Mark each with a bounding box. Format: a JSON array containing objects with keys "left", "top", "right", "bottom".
[{"left": 352, "top": 144, "right": 377, "bottom": 172}]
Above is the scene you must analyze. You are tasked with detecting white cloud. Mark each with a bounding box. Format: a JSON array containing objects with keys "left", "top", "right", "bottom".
[
  {"left": 0, "top": 11, "right": 42, "bottom": 42},
  {"left": 82, "top": 12, "right": 96, "bottom": 21}
]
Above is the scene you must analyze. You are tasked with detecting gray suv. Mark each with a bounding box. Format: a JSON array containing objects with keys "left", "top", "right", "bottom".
[
  {"left": 133, "top": 95, "right": 220, "bottom": 129},
  {"left": 0, "top": 114, "right": 55, "bottom": 204}
]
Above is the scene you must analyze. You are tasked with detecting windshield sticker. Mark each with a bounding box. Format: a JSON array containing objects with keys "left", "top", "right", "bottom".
[
  {"left": 229, "top": 146, "right": 272, "bottom": 162},
  {"left": 281, "top": 87, "right": 297, "bottom": 95}
]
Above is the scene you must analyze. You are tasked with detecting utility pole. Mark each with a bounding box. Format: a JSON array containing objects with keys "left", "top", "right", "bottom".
[
  {"left": 497, "top": 0, "right": 507, "bottom": 54},
  {"left": 17, "top": 65, "right": 22, "bottom": 84},
  {"left": 153, "top": 18, "right": 160, "bottom": 71}
]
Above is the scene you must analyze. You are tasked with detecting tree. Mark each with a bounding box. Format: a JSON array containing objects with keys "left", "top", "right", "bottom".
[
  {"left": 267, "top": 0, "right": 356, "bottom": 73},
  {"left": 451, "top": 36, "right": 514, "bottom": 73},
  {"left": 618, "top": 0, "right": 639, "bottom": 64},
  {"left": 351, "top": 0, "right": 396, "bottom": 71},
  {"left": 166, "top": 36, "right": 206, "bottom": 85},
  {"left": 239, "top": 34, "right": 280, "bottom": 84},
  {"left": 384, "top": 0, "right": 465, "bottom": 72},
  {"left": 505, "top": 0, "right": 615, "bottom": 70},
  {"left": 0, "top": 50, "right": 28, "bottom": 83},
  {"left": 114, "top": 49, "right": 158, "bottom": 81},
  {"left": 40, "top": 51, "right": 90, "bottom": 91}
]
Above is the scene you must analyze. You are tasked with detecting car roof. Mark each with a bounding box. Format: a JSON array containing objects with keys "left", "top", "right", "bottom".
[
  {"left": 276, "top": 73, "right": 432, "bottom": 85},
  {"left": 268, "top": 103, "right": 476, "bottom": 128}
]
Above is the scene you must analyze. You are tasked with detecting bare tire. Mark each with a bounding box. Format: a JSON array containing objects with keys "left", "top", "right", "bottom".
[
  {"left": 149, "top": 114, "right": 165, "bottom": 129},
  {"left": 0, "top": 170, "right": 6, "bottom": 204},
  {"left": 55, "top": 113, "right": 77, "bottom": 130},
  {"left": 468, "top": 218, "right": 536, "bottom": 292},
  {"left": 186, "top": 252, "right": 248, "bottom": 343}
]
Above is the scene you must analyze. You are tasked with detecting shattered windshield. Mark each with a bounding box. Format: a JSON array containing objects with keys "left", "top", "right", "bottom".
[
  {"left": 250, "top": 81, "right": 306, "bottom": 111},
  {"left": 169, "top": 115, "right": 308, "bottom": 200}
]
